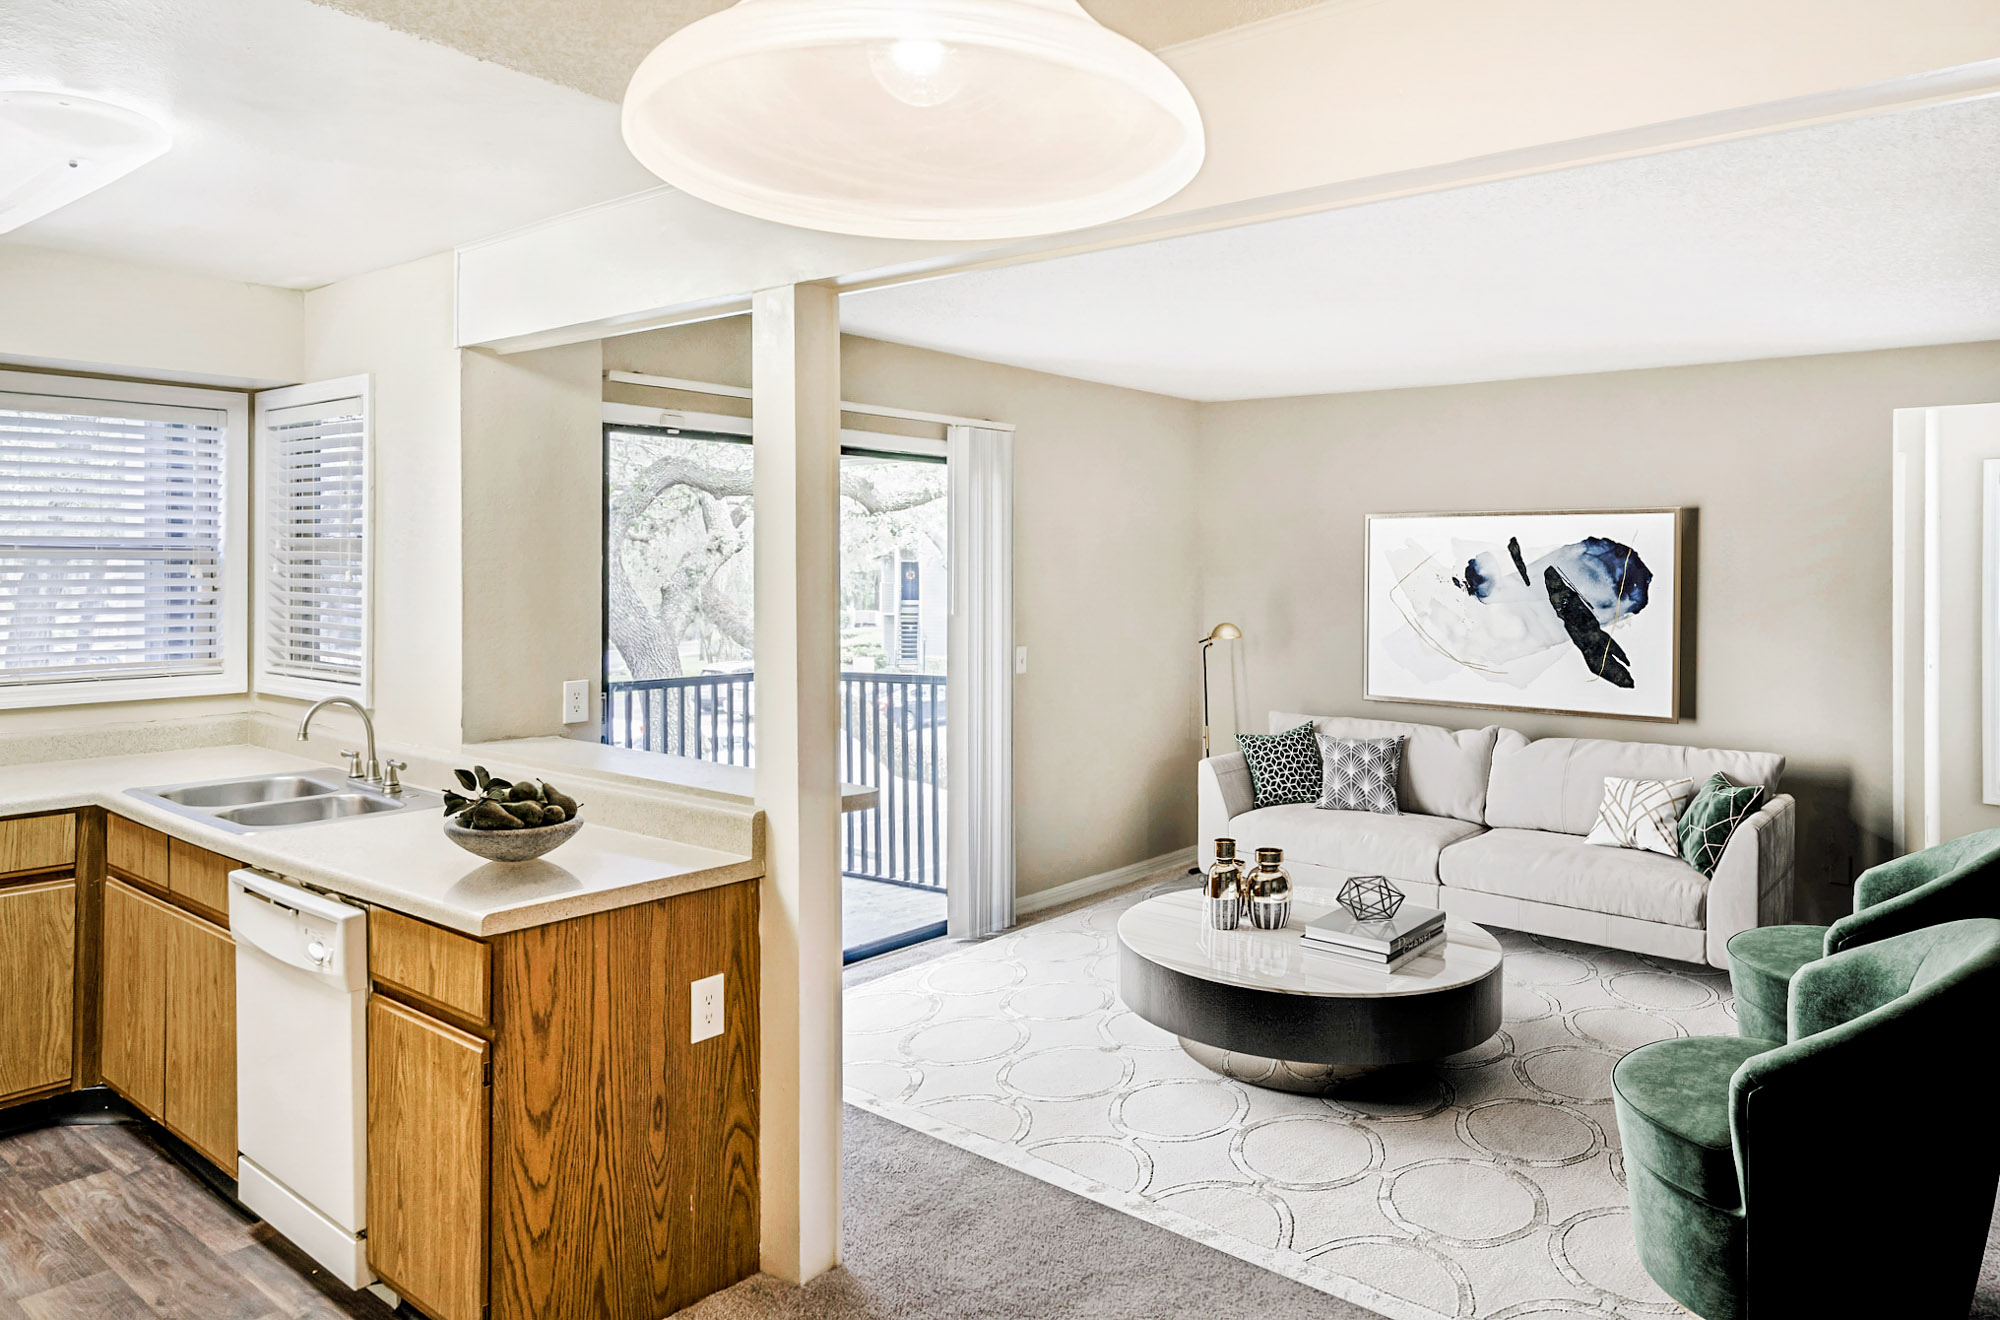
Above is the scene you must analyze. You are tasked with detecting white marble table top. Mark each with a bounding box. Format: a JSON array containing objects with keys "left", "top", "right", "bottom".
[{"left": 1117, "top": 887, "right": 1504, "bottom": 1000}]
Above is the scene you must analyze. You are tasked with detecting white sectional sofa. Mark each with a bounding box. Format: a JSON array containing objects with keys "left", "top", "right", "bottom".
[{"left": 1197, "top": 712, "right": 1797, "bottom": 968}]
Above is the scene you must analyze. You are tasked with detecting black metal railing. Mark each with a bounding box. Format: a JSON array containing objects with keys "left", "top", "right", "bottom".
[{"left": 605, "top": 671, "right": 946, "bottom": 889}]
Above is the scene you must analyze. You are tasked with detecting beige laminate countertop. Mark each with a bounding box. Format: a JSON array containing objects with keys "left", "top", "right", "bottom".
[{"left": 0, "top": 745, "right": 761, "bottom": 937}]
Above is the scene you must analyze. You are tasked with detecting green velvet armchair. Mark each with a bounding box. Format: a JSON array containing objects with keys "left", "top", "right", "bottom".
[
  {"left": 1725, "top": 828, "right": 2000, "bottom": 1040},
  {"left": 1613, "top": 918, "right": 2000, "bottom": 1319}
]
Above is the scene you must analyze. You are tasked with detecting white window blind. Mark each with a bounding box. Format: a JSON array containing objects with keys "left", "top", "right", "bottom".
[
  {"left": 0, "top": 372, "right": 248, "bottom": 706},
  {"left": 255, "top": 378, "right": 371, "bottom": 701}
]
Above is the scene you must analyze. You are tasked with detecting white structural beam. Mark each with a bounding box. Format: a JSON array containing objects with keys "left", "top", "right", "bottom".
[
  {"left": 457, "top": 0, "right": 2000, "bottom": 350},
  {"left": 750, "top": 283, "right": 845, "bottom": 1282}
]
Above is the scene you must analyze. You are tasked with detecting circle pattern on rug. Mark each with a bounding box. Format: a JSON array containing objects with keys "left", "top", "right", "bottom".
[
  {"left": 1233, "top": 1115, "right": 1379, "bottom": 1188},
  {"left": 1515, "top": 1045, "right": 1619, "bottom": 1103},
  {"left": 1000, "top": 1045, "right": 1131, "bottom": 1100},
  {"left": 1381, "top": 1160, "right": 1544, "bottom": 1245},
  {"left": 1114, "top": 1079, "right": 1247, "bottom": 1140},
  {"left": 1459, "top": 1098, "right": 1601, "bottom": 1166},
  {"left": 921, "top": 959, "right": 1024, "bottom": 995}
]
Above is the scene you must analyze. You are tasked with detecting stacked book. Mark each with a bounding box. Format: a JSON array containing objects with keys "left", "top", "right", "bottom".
[{"left": 1302, "top": 904, "right": 1446, "bottom": 972}]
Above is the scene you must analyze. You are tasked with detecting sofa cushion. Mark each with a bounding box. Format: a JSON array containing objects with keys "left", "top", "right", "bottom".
[
  {"left": 1485, "top": 730, "right": 1785, "bottom": 837},
  {"left": 1613, "top": 1034, "right": 1775, "bottom": 1210},
  {"left": 1227, "top": 804, "right": 1483, "bottom": 886},
  {"left": 1438, "top": 827, "right": 1710, "bottom": 927},
  {"left": 1271, "top": 712, "right": 1498, "bottom": 825}
]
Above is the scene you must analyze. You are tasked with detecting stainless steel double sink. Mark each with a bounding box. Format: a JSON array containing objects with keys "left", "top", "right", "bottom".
[{"left": 126, "top": 770, "right": 436, "bottom": 834}]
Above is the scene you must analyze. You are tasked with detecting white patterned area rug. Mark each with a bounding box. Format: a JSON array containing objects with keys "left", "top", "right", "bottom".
[{"left": 843, "top": 881, "right": 1740, "bottom": 1320}]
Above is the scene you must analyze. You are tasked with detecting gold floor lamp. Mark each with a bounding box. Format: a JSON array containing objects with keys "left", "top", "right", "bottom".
[
  {"left": 1199, "top": 622, "right": 1242, "bottom": 757},
  {"left": 1192, "top": 623, "right": 1242, "bottom": 874}
]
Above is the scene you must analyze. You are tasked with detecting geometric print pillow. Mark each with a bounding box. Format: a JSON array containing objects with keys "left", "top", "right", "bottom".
[
  {"left": 1235, "top": 722, "right": 1323, "bottom": 809},
  {"left": 1677, "top": 772, "right": 1766, "bottom": 876},
  {"left": 1586, "top": 775, "right": 1697, "bottom": 857},
  {"left": 1315, "top": 734, "right": 1403, "bottom": 814}
]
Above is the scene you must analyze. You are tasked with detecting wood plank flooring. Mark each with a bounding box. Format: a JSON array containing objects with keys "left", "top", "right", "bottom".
[{"left": 0, "top": 1120, "right": 396, "bottom": 1320}]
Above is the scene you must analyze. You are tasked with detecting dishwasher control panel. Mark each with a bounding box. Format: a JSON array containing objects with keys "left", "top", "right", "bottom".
[{"left": 228, "top": 869, "right": 367, "bottom": 992}]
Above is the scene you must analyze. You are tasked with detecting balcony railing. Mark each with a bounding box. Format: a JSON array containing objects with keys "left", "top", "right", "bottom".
[{"left": 605, "top": 671, "right": 946, "bottom": 890}]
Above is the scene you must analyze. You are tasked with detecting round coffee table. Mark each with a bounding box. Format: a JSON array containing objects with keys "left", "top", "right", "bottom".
[{"left": 1117, "top": 888, "right": 1504, "bottom": 1093}]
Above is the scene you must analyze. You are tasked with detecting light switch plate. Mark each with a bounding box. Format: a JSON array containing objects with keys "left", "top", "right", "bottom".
[
  {"left": 691, "top": 973, "right": 724, "bottom": 1043},
  {"left": 561, "top": 679, "right": 590, "bottom": 724}
]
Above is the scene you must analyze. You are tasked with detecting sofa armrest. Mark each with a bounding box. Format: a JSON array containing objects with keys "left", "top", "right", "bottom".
[
  {"left": 1197, "top": 751, "right": 1254, "bottom": 870},
  {"left": 1704, "top": 793, "right": 1797, "bottom": 968}
]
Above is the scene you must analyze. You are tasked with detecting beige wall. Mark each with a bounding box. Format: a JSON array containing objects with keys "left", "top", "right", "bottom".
[
  {"left": 609, "top": 319, "right": 1204, "bottom": 897},
  {"left": 460, "top": 340, "right": 605, "bottom": 742},
  {"left": 0, "top": 244, "right": 302, "bottom": 387},
  {"left": 302, "top": 254, "right": 466, "bottom": 749},
  {"left": 1197, "top": 341, "right": 2000, "bottom": 920}
]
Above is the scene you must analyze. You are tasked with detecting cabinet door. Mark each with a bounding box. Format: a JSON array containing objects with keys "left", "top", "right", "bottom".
[
  {"left": 0, "top": 880, "right": 76, "bottom": 1102},
  {"left": 368, "top": 995, "right": 489, "bottom": 1320},
  {"left": 164, "top": 905, "right": 236, "bottom": 1173},
  {"left": 100, "top": 880, "right": 168, "bottom": 1117}
]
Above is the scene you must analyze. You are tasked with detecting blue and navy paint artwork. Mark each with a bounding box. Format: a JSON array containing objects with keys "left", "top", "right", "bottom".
[{"left": 1451, "top": 535, "right": 1651, "bottom": 688}]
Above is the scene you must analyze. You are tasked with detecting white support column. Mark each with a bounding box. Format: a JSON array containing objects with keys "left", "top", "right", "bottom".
[{"left": 751, "top": 283, "right": 844, "bottom": 1282}]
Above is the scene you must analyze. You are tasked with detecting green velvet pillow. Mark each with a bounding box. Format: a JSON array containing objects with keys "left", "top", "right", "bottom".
[
  {"left": 1235, "top": 722, "right": 1322, "bottom": 809},
  {"left": 1677, "top": 772, "right": 1765, "bottom": 876}
]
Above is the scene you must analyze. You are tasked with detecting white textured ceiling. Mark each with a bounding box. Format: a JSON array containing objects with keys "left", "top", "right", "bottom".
[
  {"left": 0, "top": 0, "right": 659, "bottom": 288},
  {"left": 306, "top": 0, "right": 1328, "bottom": 103},
  {"left": 840, "top": 97, "right": 2000, "bottom": 401}
]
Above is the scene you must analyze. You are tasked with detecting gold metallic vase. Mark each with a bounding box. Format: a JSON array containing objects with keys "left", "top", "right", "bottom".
[
  {"left": 1246, "top": 846, "right": 1293, "bottom": 930},
  {"left": 1204, "top": 838, "right": 1244, "bottom": 930}
]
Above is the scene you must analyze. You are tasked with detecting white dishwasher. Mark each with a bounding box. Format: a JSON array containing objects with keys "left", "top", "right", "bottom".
[{"left": 230, "top": 869, "right": 373, "bottom": 1288}]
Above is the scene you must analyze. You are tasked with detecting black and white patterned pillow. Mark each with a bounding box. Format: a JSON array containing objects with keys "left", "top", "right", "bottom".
[
  {"left": 1235, "top": 722, "right": 1323, "bottom": 809},
  {"left": 1316, "top": 734, "right": 1403, "bottom": 814}
]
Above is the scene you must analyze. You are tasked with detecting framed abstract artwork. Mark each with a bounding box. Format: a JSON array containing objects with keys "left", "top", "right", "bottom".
[{"left": 1365, "top": 508, "right": 1686, "bottom": 721}]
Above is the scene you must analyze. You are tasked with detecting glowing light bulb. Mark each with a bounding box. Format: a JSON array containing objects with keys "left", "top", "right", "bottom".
[{"left": 868, "top": 37, "right": 964, "bottom": 107}]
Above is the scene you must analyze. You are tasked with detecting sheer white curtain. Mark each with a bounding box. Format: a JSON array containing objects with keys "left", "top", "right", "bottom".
[{"left": 946, "top": 424, "right": 1015, "bottom": 937}]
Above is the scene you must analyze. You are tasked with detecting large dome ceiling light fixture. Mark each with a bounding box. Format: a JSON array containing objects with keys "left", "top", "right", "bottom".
[
  {"left": 620, "top": 0, "right": 1206, "bottom": 242},
  {"left": 0, "top": 91, "right": 171, "bottom": 236}
]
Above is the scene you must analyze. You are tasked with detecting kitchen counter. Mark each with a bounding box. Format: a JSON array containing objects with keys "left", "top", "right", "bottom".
[{"left": 0, "top": 745, "right": 761, "bottom": 936}]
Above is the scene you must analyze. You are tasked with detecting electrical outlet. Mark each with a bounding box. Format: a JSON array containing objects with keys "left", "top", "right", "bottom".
[
  {"left": 1015, "top": 646, "right": 1028, "bottom": 675},
  {"left": 691, "top": 973, "right": 724, "bottom": 1043},
  {"left": 562, "top": 679, "right": 590, "bottom": 725}
]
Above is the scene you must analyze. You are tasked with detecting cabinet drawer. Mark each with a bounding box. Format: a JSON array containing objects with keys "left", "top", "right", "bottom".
[
  {"left": 0, "top": 813, "right": 76, "bottom": 879},
  {"left": 371, "top": 908, "right": 489, "bottom": 1024},
  {"left": 168, "top": 838, "right": 234, "bottom": 924},
  {"left": 0, "top": 879, "right": 76, "bottom": 1102},
  {"left": 107, "top": 815, "right": 170, "bottom": 889}
]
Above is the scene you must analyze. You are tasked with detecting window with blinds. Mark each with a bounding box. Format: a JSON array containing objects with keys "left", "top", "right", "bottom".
[
  {"left": 0, "top": 372, "right": 248, "bottom": 706},
  {"left": 254, "top": 378, "right": 371, "bottom": 701}
]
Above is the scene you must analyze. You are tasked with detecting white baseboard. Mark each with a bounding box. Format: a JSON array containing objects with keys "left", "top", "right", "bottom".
[{"left": 1015, "top": 846, "right": 1196, "bottom": 918}]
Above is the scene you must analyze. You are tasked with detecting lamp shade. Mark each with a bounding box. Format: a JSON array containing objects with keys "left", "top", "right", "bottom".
[
  {"left": 1204, "top": 622, "right": 1242, "bottom": 642},
  {"left": 620, "top": 0, "right": 1205, "bottom": 241}
]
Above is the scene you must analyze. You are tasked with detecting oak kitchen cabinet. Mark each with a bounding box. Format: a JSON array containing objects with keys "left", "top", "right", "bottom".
[
  {"left": 367, "top": 880, "right": 761, "bottom": 1320},
  {"left": 100, "top": 813, "right": 240, "bottom": 1174},
  {"left": 0, "top": 812, "right": 77, "bottom": 1106}
]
